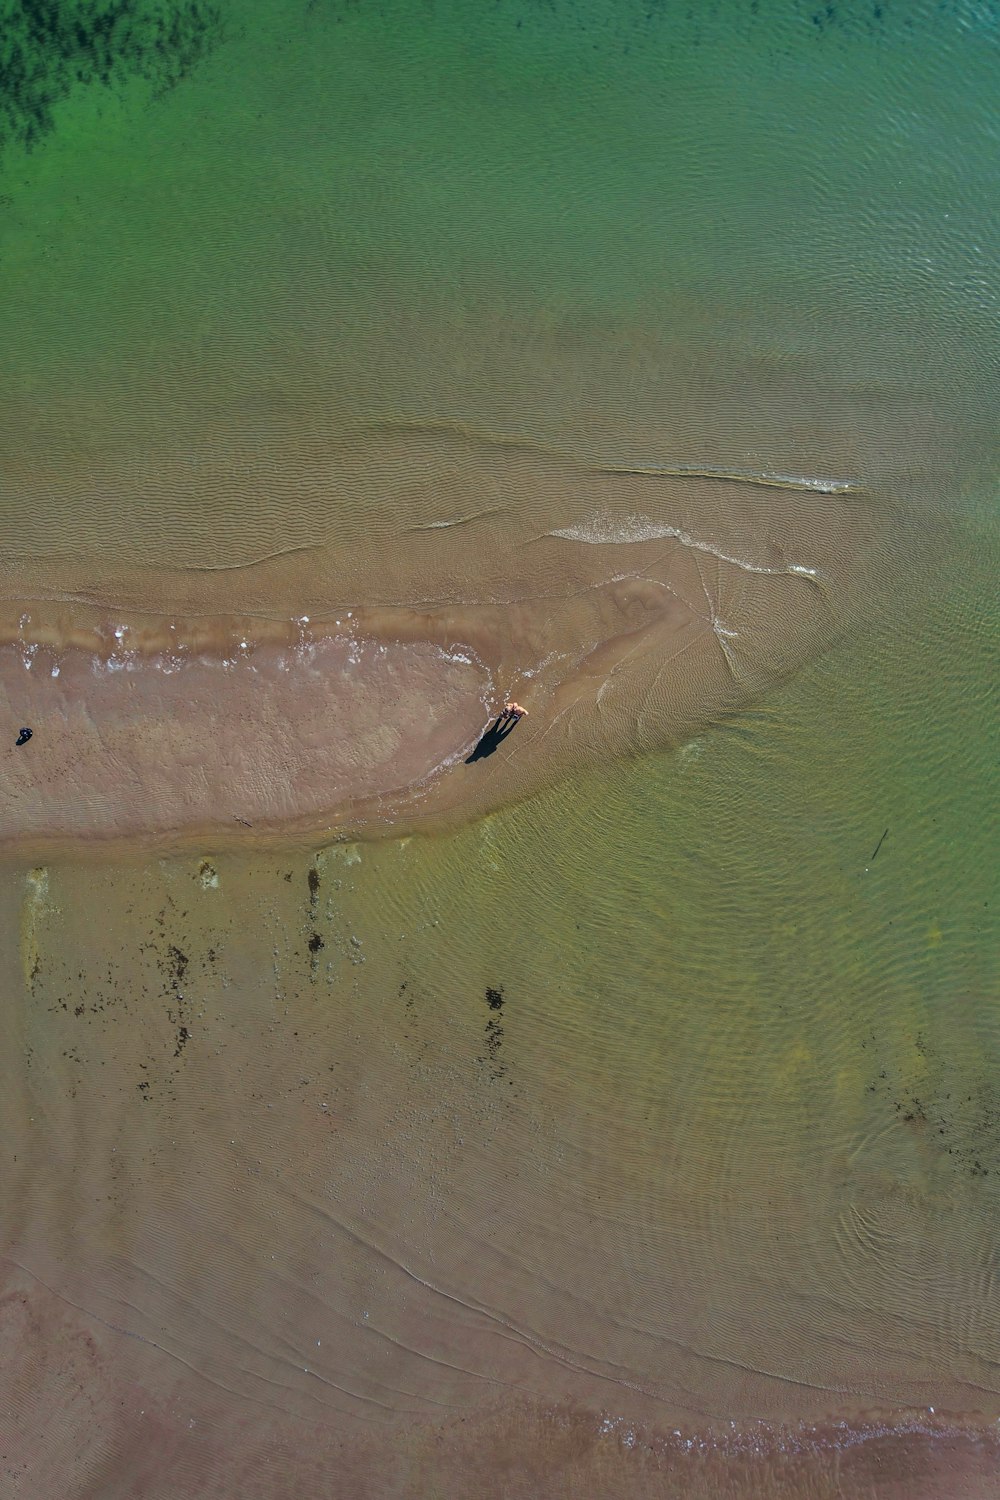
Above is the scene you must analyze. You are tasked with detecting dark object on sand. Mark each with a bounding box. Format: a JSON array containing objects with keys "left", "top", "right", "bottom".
[
  {"left": 15, "top": 727, "right": 32, "bottom": 746},
  {"left": 870, "top": 827, "right": 889, "bottom": 862},
  {"left": 466, "top": 709, "right": 522, "bottom": 763}
]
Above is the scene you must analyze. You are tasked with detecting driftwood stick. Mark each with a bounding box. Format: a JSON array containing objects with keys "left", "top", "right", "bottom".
[{"left": 870, "top": 827, "right": 889, "bottom": 862}]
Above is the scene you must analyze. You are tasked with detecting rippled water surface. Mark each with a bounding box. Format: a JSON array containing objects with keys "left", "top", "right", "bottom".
[{"left": 0, "top": 1, "right": 997, "bottom": 1495}]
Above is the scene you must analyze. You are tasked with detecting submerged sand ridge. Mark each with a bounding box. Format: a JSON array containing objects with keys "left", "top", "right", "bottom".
[{"left": 0, "top": 427, "right": 876, "bottom": 849}]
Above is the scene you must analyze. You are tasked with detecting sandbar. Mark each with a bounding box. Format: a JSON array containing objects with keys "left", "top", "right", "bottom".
[{"left": 0, "top": 425, "right": 876, "bottom": 853}]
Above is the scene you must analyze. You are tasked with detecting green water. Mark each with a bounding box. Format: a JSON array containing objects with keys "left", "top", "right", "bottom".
[
  {"left": 2, "top": 0, "right": 997, "bottom": 559},
  {"left": 1, "top": 0, "right": 999, "bottom": 1475}
]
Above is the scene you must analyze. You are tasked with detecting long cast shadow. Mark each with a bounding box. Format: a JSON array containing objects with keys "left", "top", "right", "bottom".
[{"left": 466, "top": 713, "right": 521, "bottom": 763}]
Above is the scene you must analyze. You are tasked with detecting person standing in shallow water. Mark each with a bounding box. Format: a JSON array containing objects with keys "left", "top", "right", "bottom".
[{"left": 465, "top": 701, "right": 528, "bottom": 763}]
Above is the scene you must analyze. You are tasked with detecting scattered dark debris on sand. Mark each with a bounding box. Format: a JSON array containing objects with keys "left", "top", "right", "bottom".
[
  {"left": 167, "top": 946, "right": 189, "bottom": 985},
  {"left": 162, "top": 945, "right": 192, "bottom": 1062},
  {"left": 478, "top": 986, "right": 507, "bottom": 1081},
  {"left": 865, "top": 1029, "right": 1000, "bottom": 1181}
]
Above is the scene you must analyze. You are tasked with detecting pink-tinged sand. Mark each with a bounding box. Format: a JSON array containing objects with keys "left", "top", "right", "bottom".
[
  {"left": 0, "top": 636, "right": 490, "bottom": 846},
  {"left": 0, "top": 1273, "right": 996, "bottom": 1500}
]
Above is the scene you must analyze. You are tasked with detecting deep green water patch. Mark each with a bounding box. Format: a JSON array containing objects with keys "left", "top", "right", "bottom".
[{"left": 0, "top": 0, "right": 223, "bottom": 155}]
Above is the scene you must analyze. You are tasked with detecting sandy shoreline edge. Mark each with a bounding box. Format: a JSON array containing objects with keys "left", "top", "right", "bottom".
[{"left": 0, "top": 522, "right": 859, "bottom": 855}]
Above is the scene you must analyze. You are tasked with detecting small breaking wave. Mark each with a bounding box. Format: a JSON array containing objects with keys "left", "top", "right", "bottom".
[
  {"left": 592, "top": 462, "right": 859, "bottom": 495},
  {"left": 549, "top": 514, "right": 818, "bottom": 580}
]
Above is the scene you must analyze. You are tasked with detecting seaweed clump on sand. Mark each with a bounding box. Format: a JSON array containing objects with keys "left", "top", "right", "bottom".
[{"left": 0, "top": 0, "right": 223, "bottom": 156}]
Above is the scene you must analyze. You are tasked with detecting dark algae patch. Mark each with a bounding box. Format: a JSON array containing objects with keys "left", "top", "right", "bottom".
[
  {"left": 865, "top": 1026, "right": 1000, "bottom": 1182},
  {"left": 166, "top": 945, "right": 189, "bottom": 985},
  {"left": 0, "top": 0, "right": 223, "bottom": 156},
  {"left": 33, "top": 881, "right": 225, "bottom": 1107},
  {"left": 161, "top": 939, "right": 192, "bottom": 1063},
  {"left": 479, "top": 985, "right": 506, "bottom": 1081},
  {"left": 306, "top": 864, "right": 324, "bottom": 971}
]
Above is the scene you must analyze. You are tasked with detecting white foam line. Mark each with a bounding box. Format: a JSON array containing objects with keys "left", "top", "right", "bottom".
[
  {"left": 550, "top": 515, "right": 818, "bottom": 580},
  {"left": 595, "top": 463, "right": 857, "bottom": 495},
  {"left": 408, "top": 504, "right": 506, "bottom": 533}
]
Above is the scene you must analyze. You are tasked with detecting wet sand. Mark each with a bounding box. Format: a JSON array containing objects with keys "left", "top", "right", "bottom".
[
  {"left": 2, "top": 827, "right": 999, "bottom": 1498},
  {"left": 0, "top": 421, "right": 878, "bottom": 853}
]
